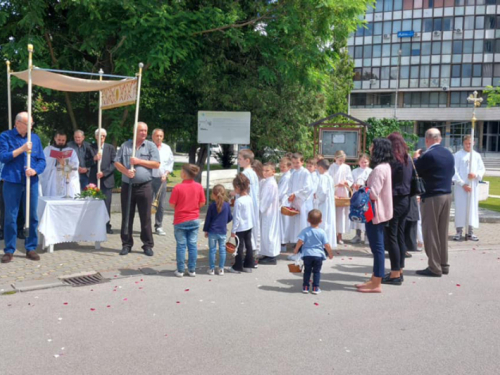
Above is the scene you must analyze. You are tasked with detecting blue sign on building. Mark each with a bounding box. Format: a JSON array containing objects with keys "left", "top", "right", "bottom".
[{"left": 397, "top": 30, "right": 415, "bottom": 38}]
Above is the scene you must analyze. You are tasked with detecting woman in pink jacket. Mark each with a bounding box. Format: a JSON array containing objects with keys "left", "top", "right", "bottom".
[{"left": 356, "top": 138, "right": 394, "bottom": 293}]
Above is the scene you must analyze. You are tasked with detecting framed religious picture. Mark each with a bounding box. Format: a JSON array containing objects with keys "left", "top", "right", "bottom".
[{"left": 319, "top": 127, "right": 363, "bottom": 161}]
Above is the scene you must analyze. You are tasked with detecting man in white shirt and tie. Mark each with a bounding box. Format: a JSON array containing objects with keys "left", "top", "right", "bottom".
[{"left": 151, "top": 128, "right": 174, "bottom": 236}]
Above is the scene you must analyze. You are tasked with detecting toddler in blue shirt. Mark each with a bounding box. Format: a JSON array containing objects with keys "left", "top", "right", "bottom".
[{"left": 293, "top": 209, "right": 333, "bottom": 294}]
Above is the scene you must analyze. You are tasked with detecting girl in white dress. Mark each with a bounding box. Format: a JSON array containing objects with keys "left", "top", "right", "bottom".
[
  {"left": 328, "top": 150, "right": 353, "bottom": 245},
  {"left": 350, "top": 154, "right": 372, "bottom": 244},
  {"left": 306, "top": 158, "right": 319, "bottom": 209}
]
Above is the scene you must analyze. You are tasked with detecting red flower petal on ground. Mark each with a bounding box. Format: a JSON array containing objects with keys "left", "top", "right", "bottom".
[
  {"left": 185, "top": 289, "right": 190, "bottom": 292},
  {"left": 176, "top": 301, "right": 180, "bottom": 304},
  {"left": 456, "top": 284, "right": 461, "bottom": 287},
  {"left": 90, "top": 308, "right": 95, "bottom": 311},
  {"left": 348, "top": 258, "right": 352, "bottom": 260},
  {"left": 123, "top": 298, "right": 128, "bottom": 301},
  {"left": 63, "top": 303, "right": 68, "bottom": 305},
  {"left": 139, "top": 287, "right": 143, "bottom": 290},
  {"left": 314, "top": 303, "right": 319, "bottom": 306},
  {"left": 107, "top": 305, "right": 111, "bottom": 308}
]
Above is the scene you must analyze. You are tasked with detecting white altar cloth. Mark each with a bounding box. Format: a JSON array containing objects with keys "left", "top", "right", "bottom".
[{"left": 37, "top": 197, "right": 109, "bottom": 253}]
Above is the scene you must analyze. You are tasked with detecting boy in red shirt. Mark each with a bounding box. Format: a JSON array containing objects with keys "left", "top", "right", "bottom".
[{"left": 169, "top": 164, "right": 206, "bottom": 277}]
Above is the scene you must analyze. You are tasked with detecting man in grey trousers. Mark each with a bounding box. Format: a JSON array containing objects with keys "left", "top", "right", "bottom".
[{"left": 413, "top": 128, "right": 455, "bottom": 277}]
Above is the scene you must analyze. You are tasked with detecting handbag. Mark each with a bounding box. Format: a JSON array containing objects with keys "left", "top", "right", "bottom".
[{"left": 409, "top": 157, "right": 426, "bottom": 197}]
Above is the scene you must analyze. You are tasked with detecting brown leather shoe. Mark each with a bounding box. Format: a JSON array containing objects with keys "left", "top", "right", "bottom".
[
  {"left": 26, "top": 251, "right": 40, "bottom": 261},
  {"left": 1, "top": 253, "right": 13, "bottom": 263}
]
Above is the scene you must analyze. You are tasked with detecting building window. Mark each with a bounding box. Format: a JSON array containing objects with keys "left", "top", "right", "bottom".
[
  {"left": 462, "top": 64, "right": 472, "bottom": 78},
  {"left": 463, "top": 40, "right": 473, "bottom": 54},
  {"left": 453, "top": 40, "right": 463, "bottom": 54},
  {"left": 432, "top": 41, "right": 441, "bottom": 55},
  {"left": 476, "top": 16, "right": 485, "bottom": 30},
  {"left": 422, "top": 42, "right": 432, "bottom": 55},
  {"left": 393, "top": 20, "right": 402, "bottom": 34},
  {"left": 443, "top": 17, "right": 454, "bottom": 32},
  {"left": 473, "top": 64, "right": 482, "bottom": 77},
  {"left": 464, "top": 16, "right": 474, "bottom": 30},
  {"left": 373, "top": 44, "right": 382, "bottom": 58},
  {"left": 485, "top": 40, "right": 494, "bottom": 54},
  {"left": 413, "top": 19, "right": 422, "bottom": 33},
  {"left": 434, "top": 18, "right": 443, "bottom": 32},
  {"left": 423, "top": 18, "right": 433, "bottom": 32},
  {"left": 452, "top": 64, "right": 461, "bottom": 77},
  {"left": 412, "top": 42, "right": 421, "bottom": 56},
  {"left": 374, "top": 22, "right": 383, "bottom": 35}
]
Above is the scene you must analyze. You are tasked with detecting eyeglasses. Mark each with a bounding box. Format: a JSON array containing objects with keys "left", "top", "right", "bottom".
[{"left": 17, "top": 120, "right": 35, "bottom": 126}]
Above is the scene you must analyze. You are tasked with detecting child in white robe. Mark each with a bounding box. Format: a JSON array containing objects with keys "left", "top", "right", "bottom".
[
  {"left": 328, "top": 150, "right": 353, "bottom": 245},
  {"left": 259, "top": 163, "right": 281, "bottom": 264},
  {"left": 350, "top": 154, "right": 372, "bottom": 244},
  {"left": 285, "top": 153, "right": 313, "bottom": 246},
  {"left": 306, "top": 158, "right": 319, "bottom": 209},
  {"left": 234, "top": 149, "right": 261, "bottom": 257},
  {"left": 278, "top": 157, "right": 292, "bottom": 252},
  {"left": 316, "top": 159, "right": 337, "bottom": 248}
]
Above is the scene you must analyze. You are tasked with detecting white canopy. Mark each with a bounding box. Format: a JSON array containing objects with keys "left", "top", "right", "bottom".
[{"left": 11, "top": 68, "right": 136, "bottom": 92}]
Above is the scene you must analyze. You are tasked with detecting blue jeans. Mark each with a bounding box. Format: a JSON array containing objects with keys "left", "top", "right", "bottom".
[
  {"left": 79, "top": 173, "right": 89, "bottom": 192},
  {"left": 174, "top": 220, "right": 200, "bottom": 273},
  {"left": 208, "top": 233, "right": 227, "bottom": 269},
  {"left": 3, "top": 181, "right": 39, "bottom": 254},
  {"left": 303, "top": 256, "right": 323, "bottom": 288},
  {"left": 366, "top": 221, "right": 386, "bottom": 278}
]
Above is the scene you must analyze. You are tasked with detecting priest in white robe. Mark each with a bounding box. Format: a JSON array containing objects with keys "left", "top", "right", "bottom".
[
  {"left": 328, "top": 151, "right": 353, "bottom": 244},
  {"left": 316, "top": 159, "right": 337, "bottom": 248},
  {"left": 285, "top": 155, "right": 313, "bottom": 244},
  {"left": 40, "top": 131, "right": 80, "bottom": 198},
  {"left": 278, "top": 160, "right": 292, "bottom": 250},
  {"left": 452, "top": 135, "right": 485, "bottom": 241},
  {"left": 258, "top": 164, "right": 281, "bottom": 264}
]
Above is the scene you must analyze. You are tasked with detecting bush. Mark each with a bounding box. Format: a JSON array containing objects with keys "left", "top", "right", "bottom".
[{"left": 214, "top": 144, "right": 235, "bottom": 169}]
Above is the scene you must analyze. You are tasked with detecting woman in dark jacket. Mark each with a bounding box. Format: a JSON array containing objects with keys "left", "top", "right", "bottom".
[{"left": 383, "top": 132, "right": 413, "bottom": 285}]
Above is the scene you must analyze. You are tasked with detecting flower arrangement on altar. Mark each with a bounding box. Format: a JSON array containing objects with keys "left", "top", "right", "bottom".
[{"left": 74, "top": 183, "right": 106, "bottom": 200}]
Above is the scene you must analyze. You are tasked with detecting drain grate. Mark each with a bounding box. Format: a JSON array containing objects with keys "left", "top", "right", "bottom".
[{"left": 60, "top": 272, "right": 109, "bottom": 287}]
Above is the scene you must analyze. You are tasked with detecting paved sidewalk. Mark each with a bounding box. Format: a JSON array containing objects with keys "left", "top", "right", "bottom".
[{"left": 2, "top": 207, "right": 500, "bottom": 291}]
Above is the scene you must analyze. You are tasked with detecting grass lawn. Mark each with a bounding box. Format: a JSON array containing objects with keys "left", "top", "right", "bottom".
[{"left": 479, "top": 176, "right": 500, "bottom": 212}]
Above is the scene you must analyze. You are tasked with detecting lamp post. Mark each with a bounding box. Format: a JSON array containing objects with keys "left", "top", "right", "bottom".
[{"left": 394, "top": 49, "right": 402, "bottom": 119}]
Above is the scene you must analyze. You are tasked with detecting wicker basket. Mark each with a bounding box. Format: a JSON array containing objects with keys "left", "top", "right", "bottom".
[
  {"left": 281, "top": 206, "right": 300, "bottom": 217},
  {"left": 225, "top": 236, "right": 239, "bottom": 255},
  {"left": 335, "top": 185, "right": 353, "bottom": 207},
  {"left": 288, "top": 263, "right": 302, "bottom": 273}
]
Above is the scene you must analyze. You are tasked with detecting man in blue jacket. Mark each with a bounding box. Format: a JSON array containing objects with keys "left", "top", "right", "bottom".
[
  {"left": 0, "top": 112, "right": 46, "bottom": 263},
  {"left": 413, "top": 128, "right": 455, "bottom": 277}
]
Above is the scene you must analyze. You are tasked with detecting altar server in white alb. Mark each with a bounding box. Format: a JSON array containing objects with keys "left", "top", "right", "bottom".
[
  {"left": 306, "top": 158, "right": 319, "bottom": 209},
  {"left": 452, "top": 135, "right": 485, "bottom": 241},
  {"left": 316, "top": 159, "right": 337, "bottom": 248},
  {"left": 236, "top": 149, "right": 261, "bottom": 254},
  {"left": 350, "top": 154, "right": 372, "bottom": 244},
  {"left": 40, "top": 130, "right": 80, "bottom": 198},
  {"left": 286, "top": 153, "right": 314, "bottom": 244},
  {"left": 278, "top": 157, "right": 292, "bottom": 251},
  {"left": 328, "top": 150, "right": 353, "bottom": 244},
  {"left": 258, "top": 162, "right": 281, "bottom": 265}
]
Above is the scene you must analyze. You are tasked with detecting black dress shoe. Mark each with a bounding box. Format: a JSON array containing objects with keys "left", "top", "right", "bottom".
[
  {"left": 106, "top": 228, "right": 114, "bottom": 234},
  {"left": 416, "top": 268, "right": 441, "bottom": 277},
  {"left": 442, "top": 269, "right": 449, "bottom": 275},
  {"left": 405, "top": 251, "right": 412, "bottom": 258},
  {"left": 382, "top": 273, "right": 403, "bottom": 285},
  {"left": 17, "top": 231, "right": 26, "bottom": 240},
  {"left": 119, "top": 247, "right": 131, "bottom": 256},
  {"left": 258, "top": 257, "right": 277, "bottom": 265},
  {"left": 143, "top": 248, "right": 154, "bottom": 257}
]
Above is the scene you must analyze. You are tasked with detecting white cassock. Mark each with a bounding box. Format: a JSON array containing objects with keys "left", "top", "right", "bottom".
[
  {"left": 350, "top": 167, "right": 373, "bottom": 231},
  {"left": 452, "top": 149, "right": 485, "bottom": 229},
  {"left": 40, "top": 146, "right": 80, "bottom": 198},
  {"left": 328, "top": 163, "right": 353, "bottom": 234},
  {"left": 285, "top": 167, "right": 313, "bottom": 242},
  {"left": 242, "top": 168, "right": 261, "bottom": 252},
  {"left": 278, "top": 170, "right": 292, "bottom": 244},
  {"left": 259, "top": 176, "right": 281, "bottom": 257},
  {"left": 310, "top": 171, "right": 319, "bottom": 209},
  {"left": 316, "top": 172, "right": 337, "bottom": 248}
]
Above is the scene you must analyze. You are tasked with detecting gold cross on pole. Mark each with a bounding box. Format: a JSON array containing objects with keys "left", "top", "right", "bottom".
[{"left": 467, "top": 91, "right": 483, "bottom": 119}]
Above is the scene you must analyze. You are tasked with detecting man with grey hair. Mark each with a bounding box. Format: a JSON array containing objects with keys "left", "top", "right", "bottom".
[
  {"left": 413, "top": 128, "right": 455, "bottom": 277},
  {"left": 151, "top": 128, "right": 174, "bottom": 236},
  {"left": 88, "top": 128, "right": 116, "bottom": 234},
  {"left": 68, "top": 129, "right": 92, "bottom": 191},
  {"left": 114, "top": 122, "right": 160, "bottom": 256}
]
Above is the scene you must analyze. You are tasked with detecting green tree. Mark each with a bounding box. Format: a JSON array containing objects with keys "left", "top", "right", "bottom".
[{"left": 365, "top": 117, "right": 418, "bottom": 151}]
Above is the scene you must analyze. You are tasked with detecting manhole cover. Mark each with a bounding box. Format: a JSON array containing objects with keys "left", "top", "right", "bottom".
[{"left": 60, "top": 272, "right": 109, "bottom": 287}]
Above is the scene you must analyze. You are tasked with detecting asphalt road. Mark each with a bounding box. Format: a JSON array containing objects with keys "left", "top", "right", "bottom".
[{"left": 1, "top": 246, "right": 499, "bottom": 375}]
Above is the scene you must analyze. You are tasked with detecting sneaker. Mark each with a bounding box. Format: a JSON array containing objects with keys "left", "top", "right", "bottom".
[
  {"left": 312, "top": 287, "right": 321, "bottom": 295},
  {"left": 242, "top": 268, "right": 253, "bottom": 273},
  {"left": 467, "top": 234, "right": 479, "bottom": 241},
  {"left": 174, "top": 270, "right": 184, "bottom": 278},
  {"left": 187, "top": 270, "right": 196, "bottom": 277},
  {"left": 207, "top": 268, "right": 215, "bottom": 275},
  {"left": 218, "top": 268, "right": 224, "bottom": 276},
  {"left": 302, "top": 285, "right": 309, "bottom": 294},
  {"left": 228, "top": 267, "right": 241, "bottom": 274},
  {"left": 338, "top": 240, "right": 344, "bottom": 245},
  {"left": 155, "top": 228, "right": 167, "bottom": 236},
  {"left": 351, "top": 235, "right": 361, "bottom": 244},
  {"left": 452, "top": 234, "right": 462, "bottom": 241}
]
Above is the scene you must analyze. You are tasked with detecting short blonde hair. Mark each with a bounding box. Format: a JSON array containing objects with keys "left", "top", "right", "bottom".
[{"left": 334, "top": 150, "right": 346, "bottom": 160}]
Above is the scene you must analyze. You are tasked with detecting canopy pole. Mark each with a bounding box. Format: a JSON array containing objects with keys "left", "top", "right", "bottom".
[
  {"left": 124, "top": 62, "right": 144, "bottom": 234},
  {"left": 97, "top": 69, "right": 103, "bottom": 190},
  {"left": 7, "top": 61, "right": 12, "bottom": 129},
  {"left": 25, "top": 44, "right": 34, "bottom": 237}
]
